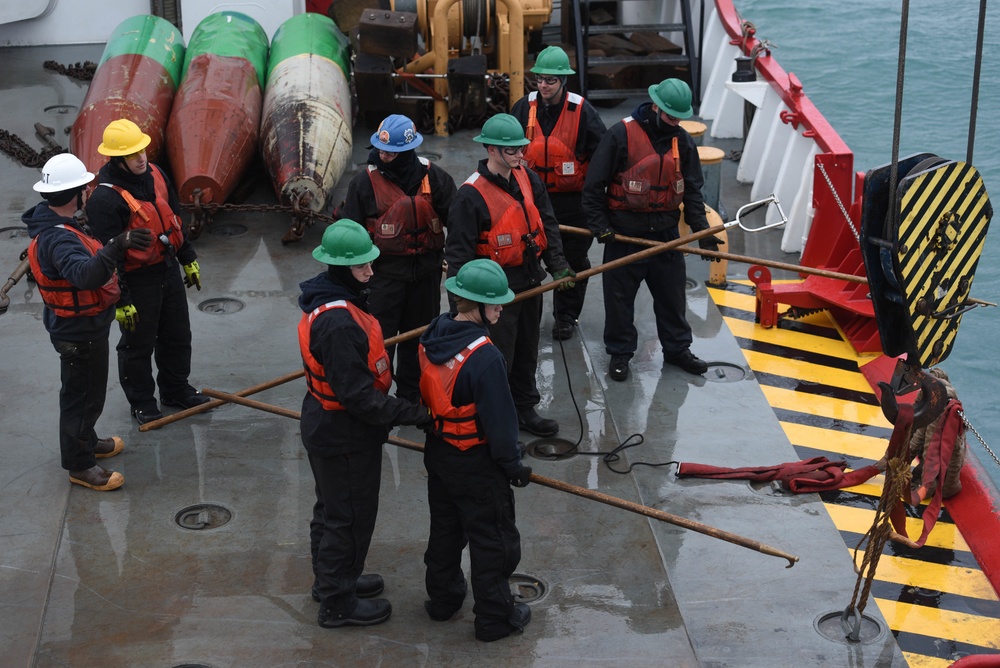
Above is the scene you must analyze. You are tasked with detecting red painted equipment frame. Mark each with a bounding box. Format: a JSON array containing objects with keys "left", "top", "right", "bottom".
[{"left": 714, "top": 0, "right": 881, "bottom": 354}]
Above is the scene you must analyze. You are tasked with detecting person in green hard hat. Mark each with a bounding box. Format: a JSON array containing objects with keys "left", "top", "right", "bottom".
[
  {"left": 418, "top": 258, "right": 533, "bottom": 641},
  {"left": 444, "top": 113, "right": 575, "bottom": 439},
  {"left": 582, "top": 78, "right": 722, "bottom": 382},
  {"left": 511, "top": 45, "right": 607, "bottom": 341},
  {"left": 297, "top": 219, "right": 432, "bottom": 630}
]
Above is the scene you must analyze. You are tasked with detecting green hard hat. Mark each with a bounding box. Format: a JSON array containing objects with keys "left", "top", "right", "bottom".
[
  {"left": 473, "top": 113, "right": 530, "bottom": 146},
  {"left": 648, "top": 78, "right": 693, "bottom": 119},
  {"left": 312, "top": 219, "right": 380, "bottom": 266},
  {"left": 445, "top": 259, "right": 515, "bottom": 305},
  {"left": 530, "top": 45, "right": 575, "bottom": 75}
]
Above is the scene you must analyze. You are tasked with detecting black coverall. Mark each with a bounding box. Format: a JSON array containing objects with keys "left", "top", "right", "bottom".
[
  {"left": 340, "top": 149, "right": 456, "bottom": 402},
  {"left": 298, "top": 270, "right": 428, "bottom": 617},
  {"left": 86, "top": 161, "right": 200, "bottom": 411},
  {"left": 419, "top": 311, "right": 528, "bottom": 639},
  {"left": 444, "top": 160, "right": 568, "bottom": 412},
  {"left": 511, "top": 88, "right": 607, "bottom": 326},
  {"left": 22, "top": 202, "right": 120, "bottom": 471},
  {"left": 582, "top": 102, "right": 710, "bottom": 359}
]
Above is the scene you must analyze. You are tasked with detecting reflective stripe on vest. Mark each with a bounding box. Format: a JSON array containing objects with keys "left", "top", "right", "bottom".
[
  {"left": 523, "top": 90, "right": 588, "bottom": 192},
  {"left": 27, "top": 224, "right": 121, "bottom": 317},
  {"left": 418, "top": 335, "right": 491, "bottom": 449},
  {"left": 606, "top": 117, "right": 684, "bottom": 212},
  {"left": 102, "top": 165, "right": 185, "bottom": 272},
  {"left": 364, "top": 158, "right": 444, "bottom": 255},
  {"left": 467, "top": 168, "right": 548, "bottom": 267},
  {"left": 298, "top": 300, "right": 392, "bottom": 410}
]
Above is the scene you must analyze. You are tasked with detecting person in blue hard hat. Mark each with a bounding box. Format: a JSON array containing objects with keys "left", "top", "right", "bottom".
[
  {"left": 297, "top": 219, "right": 432, "bottom": 629},
  {"left": 340, "top": 114, "right": 457, "bottom": 403},
  {"left": 582, "top": 79, "right": 722, "bottom": 382},
  {"left": 445, "top": 113, "right": 575, "bottom": 439},
  {"left": 418, "top": 258, "right": 533, "bottom": 641},
  {"left": 511, "top": 45, "right": 607, "bottom": 341}
]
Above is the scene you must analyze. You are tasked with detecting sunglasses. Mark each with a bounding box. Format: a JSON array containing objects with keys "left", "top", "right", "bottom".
[{"left": 536, "top": 76, "right": 561, "bottom": 86}]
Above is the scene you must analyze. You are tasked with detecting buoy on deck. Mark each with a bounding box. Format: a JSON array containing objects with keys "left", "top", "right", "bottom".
[
  {"left": 71, "top": 15, "right": 184, "bottom": 174},
  {"left": 166, "top": 12, "right": 269, "bottom": 208},
  {"left": 259, "top": 13, "right": 353, "bottom": 217}
]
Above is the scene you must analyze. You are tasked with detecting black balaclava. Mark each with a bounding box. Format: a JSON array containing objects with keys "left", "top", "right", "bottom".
[
  {"left": 41, "top": 186, "right": 83, "bottom": 208},
  {"left": 327, "top": 265, "right": 369, "bottom": 303},
  {"left": 373, "top": 148, "right": 422, "bottom": 192}
]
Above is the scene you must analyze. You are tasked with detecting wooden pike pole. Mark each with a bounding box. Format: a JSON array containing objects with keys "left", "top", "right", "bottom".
[
  {"left": 140, "top": 223, "right": 729, "bottom": 431},
  {"left": 558, "top": 225, "right": 997, "bottom": 307},
  {"left": 199, "top": 387, "right": 800, "bottom": 568}
]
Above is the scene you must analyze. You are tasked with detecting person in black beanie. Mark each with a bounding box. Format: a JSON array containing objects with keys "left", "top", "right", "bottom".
[
  {"left": 339, "top": 114, "right": 456, "bottom": 403},
  {"left": 85, "top": 118, "right": 210, "bottom": 425},
  {"left": 298, "top": 218, "right": 432, "bottom": 629}
]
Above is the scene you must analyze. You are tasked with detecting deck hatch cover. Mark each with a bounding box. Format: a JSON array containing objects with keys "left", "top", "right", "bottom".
[
  {"left": 174, "top": 503, "right": 232, "bottom": 531},
  {"left": 198, "top": 297, "right": 245, "bottom": 314}
]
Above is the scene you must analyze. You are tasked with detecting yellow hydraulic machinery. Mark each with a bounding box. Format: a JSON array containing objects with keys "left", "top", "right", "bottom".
[{"left": 353, "top": 0, "right": 551, "bottom": 135}]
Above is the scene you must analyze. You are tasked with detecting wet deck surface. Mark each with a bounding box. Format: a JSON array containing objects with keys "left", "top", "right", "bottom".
[{"left": 0, "top": 43, "right": 914, "bottom": 667}]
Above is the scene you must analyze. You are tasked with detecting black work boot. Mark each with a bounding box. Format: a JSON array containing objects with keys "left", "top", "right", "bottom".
[
  {"left": 517, "top": 407, "right": 558, "bottom": 437},
  {"left": 609, "top": 354, "right": 630, "bottom": 382},
  {"left": 663, "top": 349, "right": 708, "bottom": 375},
  {"left": 318, "top": 598, "right": 392, "bottom": 628},
  {"left": 475, "top": 603, "right": 532, "bottom": 642}
]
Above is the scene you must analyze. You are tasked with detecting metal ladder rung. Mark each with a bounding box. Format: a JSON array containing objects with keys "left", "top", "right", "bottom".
[
  {"left": 586, "top": 88, "right": 661, "bottom": 100},
  {"left": 585, "top": 23, "right": 686, "bottom": 35},
  {"left": 588, "top": 54, "right": 689, "bottom": 67}
]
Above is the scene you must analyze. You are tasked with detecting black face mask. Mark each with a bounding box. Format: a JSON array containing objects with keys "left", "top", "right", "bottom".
[
  {"left": 327, "top": 265, "right": 368, "bottom": 298},
  {"left": 375, "top": 149, "right": 422, "bottom": 191}
]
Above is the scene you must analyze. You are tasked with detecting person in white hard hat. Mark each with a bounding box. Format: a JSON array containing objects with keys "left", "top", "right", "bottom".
[{"left": 23, "top": 153, "right": 152, "bottom": 491}]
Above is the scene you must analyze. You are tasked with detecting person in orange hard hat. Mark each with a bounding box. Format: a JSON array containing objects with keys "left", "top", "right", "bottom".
[{"left": 86, "top": 118, "right": 210, "bottom": 426}]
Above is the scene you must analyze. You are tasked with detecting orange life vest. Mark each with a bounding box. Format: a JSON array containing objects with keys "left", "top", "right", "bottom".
[
  {"left": 298, "top": 299, "right": 392, "bottom": 410},
  {"left": 27, "top": 224, "right": 121, "bottom": 318},
  {"left": 606, "top": 117, "right": 684, "bottom": 212},
  {"left": 468, "top": 167, "right": 548, "bottom": 267},
  {"left": 102, "top": 165, "right": 185, "bottom": 272},
  {"left": 523, "top": 90, "right": 588, "bottom": 193},
  {"left": 364, "top": 158, "right": 444, "bottom": 255},
  {"left": 418, "top": 335, "right": 492, "bottom": 449}
]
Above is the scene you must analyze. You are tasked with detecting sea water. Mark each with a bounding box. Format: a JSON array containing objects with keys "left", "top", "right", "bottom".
[{"left": 735, "top": 0, "right": 1000, "bottom": 490}]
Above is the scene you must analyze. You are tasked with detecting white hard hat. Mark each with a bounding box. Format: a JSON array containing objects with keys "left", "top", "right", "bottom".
[{"left": 33, "top": 153, "right": 95, "bottom": 193}]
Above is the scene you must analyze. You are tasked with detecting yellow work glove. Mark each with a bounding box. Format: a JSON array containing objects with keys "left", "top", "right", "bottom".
[
  {"left": 116, "top": 304, "right": 138, "bottom": 332},
  {"left": 183, "top": 260, "right": 201, "bottom": 290}
]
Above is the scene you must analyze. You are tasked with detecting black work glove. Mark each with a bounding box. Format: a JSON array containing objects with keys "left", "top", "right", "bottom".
[
  {"left": 697, "top": 234, "right": 724, "bottom": 258},
  {"left": 109, "top": 228, "right": 153, "bottom": 254},
  {"left": 416, "top": 410, "right": 434, "bottom": 433},
  {"left": 509, "top": 465, "right": 532, "bottom": 488},
  {"left": 596, "top": 228, "right": 616, "bottom": 245}
]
